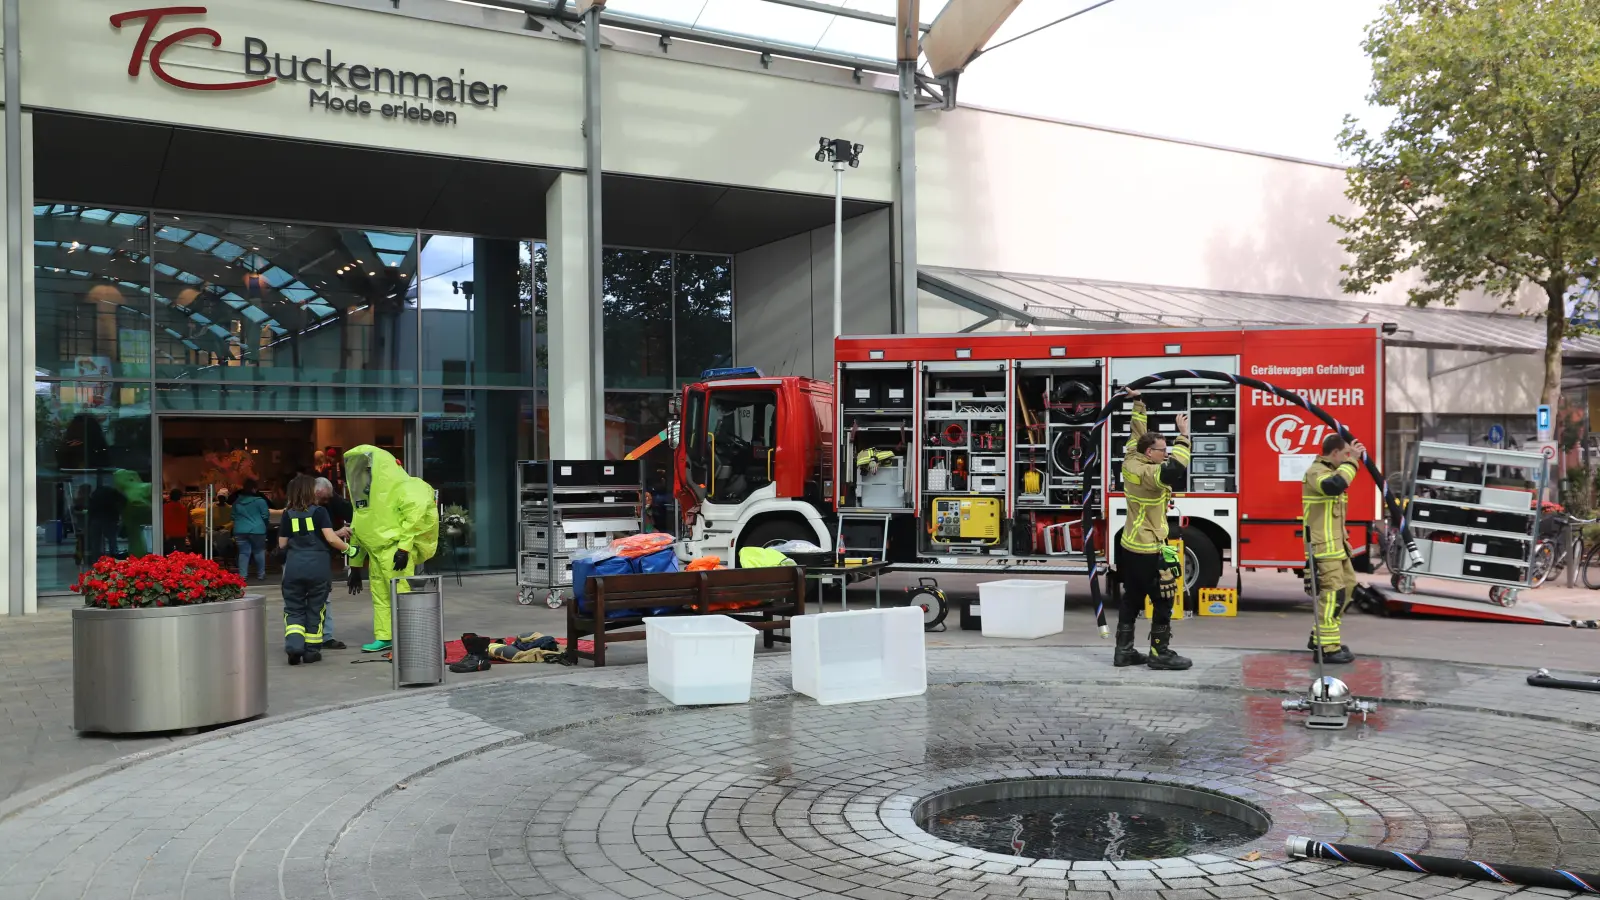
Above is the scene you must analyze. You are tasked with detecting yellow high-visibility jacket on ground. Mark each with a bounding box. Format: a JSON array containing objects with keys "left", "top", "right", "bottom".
[{"left": 1119, "top": 400, "right": 1191, "bottom": 555}]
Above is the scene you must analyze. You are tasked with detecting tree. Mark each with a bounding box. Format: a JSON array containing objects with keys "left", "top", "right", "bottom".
[{"left": 1332, "top": 0, "right": 1600, "bottom": 404}]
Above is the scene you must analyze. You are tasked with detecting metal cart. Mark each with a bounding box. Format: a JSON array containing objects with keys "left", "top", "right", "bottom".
[
  {"left": 515, "top": 459, "right": 646, "bottom": 608},
  {"left": 1389, "top": 441, "right": 1548, "bottom": 607}
]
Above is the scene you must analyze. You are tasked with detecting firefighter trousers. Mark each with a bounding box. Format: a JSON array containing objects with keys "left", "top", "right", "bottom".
[
  {"left": 367, "top": 547, "right": 418, "bottom": 643},
  {"left": 283, "top": 574, "right": 331, "bottom": 653},
  {"left": 1116, "top": 547, "right": 1172, "bottom": 635},
  {"left": 1312, "top": 557, "right": 1356, "bottom": 649}
]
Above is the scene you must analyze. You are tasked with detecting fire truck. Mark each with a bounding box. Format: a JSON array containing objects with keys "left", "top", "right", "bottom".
[{"left": 672, "top": 324, "right": 1384, "bottom": 608}]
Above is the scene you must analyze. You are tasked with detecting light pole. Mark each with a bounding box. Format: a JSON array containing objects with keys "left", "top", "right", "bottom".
[{"left": 815, "top": 137, "right": 863, "bottom": 338}]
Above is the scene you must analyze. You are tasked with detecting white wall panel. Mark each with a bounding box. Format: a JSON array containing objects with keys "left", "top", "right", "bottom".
[
  {"left": 917, "top": 107, "right": 1524, "bottom": 314},
  {"left": 734, "top": 208, "right": 892, "bottom": 380},
  {"left": 604, "top": 52, "right": 894, "bottom": 202}
]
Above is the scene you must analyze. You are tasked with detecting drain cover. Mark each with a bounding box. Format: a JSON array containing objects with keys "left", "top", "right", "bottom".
[{"left": 914, "top": 778, "right": 1269, "bottom": 861}]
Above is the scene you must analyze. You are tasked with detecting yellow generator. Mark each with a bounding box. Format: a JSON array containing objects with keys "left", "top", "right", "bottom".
[{"left": 929, "top": 497, "right": 1001, "bottom": 545}]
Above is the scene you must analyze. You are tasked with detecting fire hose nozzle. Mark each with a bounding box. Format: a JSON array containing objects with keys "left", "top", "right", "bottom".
[
  {"left": 1405, "top": 540, "right": 1424, "bottom": 568},
  {"left": 1098, "top": 625, "right": 1109, "bottom": 639},
  {"left": 1281, "top": 698, "right": 1309, "bottom": 712},
  {"left": 1285, "top": 836, "right": 1315, "bottom": 859}
]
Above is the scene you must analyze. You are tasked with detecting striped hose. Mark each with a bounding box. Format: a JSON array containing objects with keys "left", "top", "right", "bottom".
[
  {"left": 1288, "top": 836, "right": 1599, "bottom": 894},
  {"left": 1078, "top": 370, "right": 1416, "bottom": 634}
]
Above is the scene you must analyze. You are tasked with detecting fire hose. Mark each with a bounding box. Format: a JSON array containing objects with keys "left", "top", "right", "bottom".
[
  {"left": 1078, "top": 370, "right": 1419, "bottom": 636},
  {"left": 1287, "top": 836, "right": 1599, "bottom": 894}
]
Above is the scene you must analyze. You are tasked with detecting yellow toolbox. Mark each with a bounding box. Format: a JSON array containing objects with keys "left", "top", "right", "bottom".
[
  {"left": 929, "top": 497, "right": 1001, "bottom": 543},
  {"left": 1143, "top": 539, "right": 1185, "bottom": 620},
  {"left": 1197, "top": 587, "right": 1238, "bottom": 617}
]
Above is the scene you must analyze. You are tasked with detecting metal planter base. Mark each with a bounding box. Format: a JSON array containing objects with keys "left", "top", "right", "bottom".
[{"left": 73, "top": 594, "right": 268, "bottom": 734}]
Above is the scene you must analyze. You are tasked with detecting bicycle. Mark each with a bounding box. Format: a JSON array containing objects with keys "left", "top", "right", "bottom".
[{"left": 1530, "top": 514, "right": 1598, "bottom": 588}]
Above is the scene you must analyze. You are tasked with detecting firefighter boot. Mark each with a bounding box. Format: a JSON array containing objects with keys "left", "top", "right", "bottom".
[
  {"left": 1320, "top": 645, "right": 1355, "bottom": 664},
  {"left": 1113, "top": 624, "right": 1147, "bottom": 667},
  {"left": 450, "top": 634, "right": 493, "bottom": 674},
  {"left": 1146, "top": 625, "right": 1193, "bottom": 671}
]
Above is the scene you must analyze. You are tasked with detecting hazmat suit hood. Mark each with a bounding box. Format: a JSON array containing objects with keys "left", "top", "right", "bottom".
[{"left": 344, "top": 444, "right": 439, "bottom": 561}]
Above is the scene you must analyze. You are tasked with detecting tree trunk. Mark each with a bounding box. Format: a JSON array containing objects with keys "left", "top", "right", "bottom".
[{"left": 1542, "top": 282, "right": 1566, "bottom": 406}]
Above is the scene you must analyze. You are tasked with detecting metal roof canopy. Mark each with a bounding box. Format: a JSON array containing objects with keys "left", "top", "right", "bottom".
[{"left": 918, "top": 265, "right": 1600, "bottom": 360}]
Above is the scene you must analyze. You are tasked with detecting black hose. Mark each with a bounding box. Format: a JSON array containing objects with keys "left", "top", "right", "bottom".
[
  {"left": 1287, "top": 836, "right": 1600, "bottom": 894},
  {"left": 1078, "top": 371, "right": 1415, "bottom": 633},
  {"left": 1528, "top": 670, "right": 1600, "bottom": 692}
]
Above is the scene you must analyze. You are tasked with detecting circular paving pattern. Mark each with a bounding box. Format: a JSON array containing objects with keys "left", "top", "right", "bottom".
[{"left": 3, "top": 647, "right": 1600, "bottom": 899}]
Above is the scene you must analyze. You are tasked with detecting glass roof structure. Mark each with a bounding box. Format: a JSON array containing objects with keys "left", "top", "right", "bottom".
[
  {"left": 920, "top": 265, "right": 1600, "bottom": 359},
  {"left": 600, "top": 0, "right": 947, "bottom": 62}
]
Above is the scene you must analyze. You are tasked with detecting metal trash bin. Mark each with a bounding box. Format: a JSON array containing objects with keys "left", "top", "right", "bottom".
[{"left": 389, "top": 575, "right": 445, "bottom": 688}]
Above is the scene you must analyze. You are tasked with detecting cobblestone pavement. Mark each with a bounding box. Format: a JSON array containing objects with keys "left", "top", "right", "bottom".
[{"left": 3, "top": 645, "right": 1599, "bottom": 899}]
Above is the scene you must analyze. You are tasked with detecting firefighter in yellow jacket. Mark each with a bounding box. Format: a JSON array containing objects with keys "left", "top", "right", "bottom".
[
  {"left": 1115, "top": 394, "right": 1193, "bottom": 670},
  {"left": 343, "top": 445, "right": 439, "bottom": 654},
  {"left": 1302, "top": 433, "right": 1365, "bottom": 664}
]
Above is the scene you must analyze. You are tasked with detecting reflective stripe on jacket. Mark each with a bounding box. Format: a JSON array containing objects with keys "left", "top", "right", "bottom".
[{"left": 1302, "top": 455, "right": 1359, "bottom": 559}]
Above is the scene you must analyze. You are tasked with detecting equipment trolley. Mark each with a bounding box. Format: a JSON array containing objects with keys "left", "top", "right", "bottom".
[
  {"left": 1389, "top": 441, "right": 1548, "bottom": 607},
  {"left": 516, "top": 459, "right": 646, "bottom": 608}
]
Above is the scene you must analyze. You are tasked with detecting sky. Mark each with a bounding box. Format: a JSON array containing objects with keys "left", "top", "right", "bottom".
[{"left": 602, "top": 0, "right": 1395, "bottom": 165}]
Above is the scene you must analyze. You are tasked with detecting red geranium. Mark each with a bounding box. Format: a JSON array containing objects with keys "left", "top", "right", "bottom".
[{"left": 71, "top": 553, "right": 247, "bottom": 609}]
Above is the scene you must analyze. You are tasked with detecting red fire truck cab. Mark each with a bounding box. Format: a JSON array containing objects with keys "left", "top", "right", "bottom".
[{"left": 674, "top": 324, "right": 1384, "bottom": 597}]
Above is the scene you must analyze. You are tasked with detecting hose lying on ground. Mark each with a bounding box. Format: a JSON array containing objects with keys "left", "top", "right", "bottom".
[
  {"left": 1528, "top": 668, "right": 1600, "bottom": 692},
  {"left": 1287, "top": 836, "right": 1599, "bottom": 894},
  {"left": 1078, "top": 371, "right": 1416, "bottom": 635}
]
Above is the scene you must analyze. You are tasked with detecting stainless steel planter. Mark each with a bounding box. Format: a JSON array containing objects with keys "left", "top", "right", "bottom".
[{"left": 73, "top": 594, "right": 267, "bottom": 734}]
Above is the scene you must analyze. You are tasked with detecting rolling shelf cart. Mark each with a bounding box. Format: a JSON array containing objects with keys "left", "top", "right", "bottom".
[
  {"left": 516, "top": 459, "right": 646, "bottom": 609},
  {"left": 1108, "top": 386, "right": 1238, "bottom": 494},
  {"left": 1390, "top": 441, "right": 1546, "bottom": 607}
]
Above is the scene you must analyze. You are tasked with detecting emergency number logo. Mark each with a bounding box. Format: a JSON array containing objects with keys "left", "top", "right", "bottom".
[
  {"left": 111, "top": 6, "right": 277, "bottom": 92},
  {"left": 1267, "top": 413, "right": 1334, "bottom": 455}
]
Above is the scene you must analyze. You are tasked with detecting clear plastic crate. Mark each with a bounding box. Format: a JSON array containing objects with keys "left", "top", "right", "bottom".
[
  {"left": 791, "top": 607, "right": 926, "bottom": 705},
  {"left": 977, "top": 579, "right": 1065, "bottom": 639},
  {"left": 645, "top": 616, "right": 758, "bottom": 705}
]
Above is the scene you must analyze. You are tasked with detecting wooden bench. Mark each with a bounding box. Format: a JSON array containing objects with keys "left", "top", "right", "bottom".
[{"left": 567, "top": 567, "right": 807, "bottom": 667}]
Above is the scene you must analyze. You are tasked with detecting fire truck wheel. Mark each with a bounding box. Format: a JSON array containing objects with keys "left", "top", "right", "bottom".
[{"left": 1179, "top": 526, "right": 1222, "bottom": 599}]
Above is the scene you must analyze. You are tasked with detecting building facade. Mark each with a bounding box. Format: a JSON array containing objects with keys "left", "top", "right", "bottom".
[{"left": 1, "top": 0, "right": 1581, "bottom": 613}]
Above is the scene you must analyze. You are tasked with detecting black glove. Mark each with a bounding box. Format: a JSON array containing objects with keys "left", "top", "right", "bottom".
[
  {"left": 347, "top": 566, "right": 365, "bottom": 594},
  {"left": 393, "top": 549, "right": 410, "bottom": 570}
]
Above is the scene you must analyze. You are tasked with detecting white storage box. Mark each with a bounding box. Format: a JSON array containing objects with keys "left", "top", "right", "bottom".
[
  {"left": 521, "top": 552, "right": 574, "bottom": 585},
  {"left": 645, "top": 615, "right": 758, "bottom": 705},
  {"left": 977, "top": 579, "right": 1066, "bottom": 639},
  {"left": 1427, "top": 540, "right": 1464, "bottom": 578},
  {"left": 1481, "top": 487, "right": 1534, "bottom": 512},
  {"left": 791, "top": 607, "right": 926, "bottom": 705}
]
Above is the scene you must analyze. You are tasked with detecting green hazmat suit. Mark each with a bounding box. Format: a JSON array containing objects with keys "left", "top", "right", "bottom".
[{"left": 344, "top": 445, "right": 438, "bottom": 642}]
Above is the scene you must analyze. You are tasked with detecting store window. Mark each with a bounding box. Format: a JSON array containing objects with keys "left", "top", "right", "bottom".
[
  {"left": 674, "top": 254, "right": 733, "bottom": 385},
  {"left": 35, "top": 381, "right": 153, "bottom": 593},
  {"left": 418, "top": 236, "right": 540, "bottom": 387},
  {"left": 604, "top": 392, "right": 675, "bottom": 532},
  {"left": 33, "top": 205, "right": 153, "bottom": 379},
  {"left": 149, "top": 214, "right": 418, "bottom": 384},
  {"left": 423, "top": 389, "right": 548, "bottom": 571},
  {"left": 154, "top": 384, "right": 419, "bottom": 414},
  {"left": 602, "top": 249, "right": 673, "bottom": 389}
]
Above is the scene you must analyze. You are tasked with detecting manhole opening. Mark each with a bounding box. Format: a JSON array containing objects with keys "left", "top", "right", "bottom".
[{"left": 912, "top": 778, "right": 1270, "bottom": 862}]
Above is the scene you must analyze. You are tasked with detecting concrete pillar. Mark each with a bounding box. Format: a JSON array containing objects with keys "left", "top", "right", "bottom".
[
  {"left": 2, "top": 103, "right": 37, "bottom": 616},
  {"left": 545, "top": 172, "right": 595, "bottom": 459}
]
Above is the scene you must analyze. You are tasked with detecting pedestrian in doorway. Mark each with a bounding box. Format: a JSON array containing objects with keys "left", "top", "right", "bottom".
[
  {"left": 231, "top": 480, "right": 276, "bottom": 582},
  {"left": 278, "top": 474, "right": 357, "bottom": 665},
  {"left": 162, "top": 489, "right": 190, "bottom": 554},
  {"left": 313, "top": 476, "right": 352, "bottom": 650}
]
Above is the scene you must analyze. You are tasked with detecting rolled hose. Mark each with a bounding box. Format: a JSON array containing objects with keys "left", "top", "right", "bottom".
[
  {"left": 1079, "top": 370, "right": 1419, "bottom": 635},
  {"left": 1528, "top": 669, "right": 1600, "bottom": 692},
  {"left": 1286, "top": 836, "right": 1600, "bottom": 893}
]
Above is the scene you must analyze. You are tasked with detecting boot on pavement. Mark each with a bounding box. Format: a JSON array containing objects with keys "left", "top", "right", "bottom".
[
  {"left": 1318, "top": 645, "right": 1355, "bottom": 664},
  {"left": 1146, "top": 626, "right": 1193, "bottom": 671},
  {"left": 450, "top": 634, "right": 493, "bottom": 674},
  {"left": 1112, "top": 624, "right": 1147, "bottom": 668}
]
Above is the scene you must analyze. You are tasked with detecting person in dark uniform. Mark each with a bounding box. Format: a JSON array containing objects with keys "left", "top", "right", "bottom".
[{"left": 277, "top": 474, "right": 358, "bottom": 665}]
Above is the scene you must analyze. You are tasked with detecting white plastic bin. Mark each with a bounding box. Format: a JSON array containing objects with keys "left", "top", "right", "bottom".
[
  {"left": 791, "top": 607, "right": 926, "bottom": 705},
  {"left": 645, "top": 615, "right": 758, "bottom": 705},
  {"left": 977, "top": 579, "right": 1066, "bottom": 639}
]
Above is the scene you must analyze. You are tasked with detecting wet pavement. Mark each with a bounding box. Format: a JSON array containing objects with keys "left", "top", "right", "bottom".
[{"left": 2, "top": 644, "right": 1598, "bottom": 899}]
